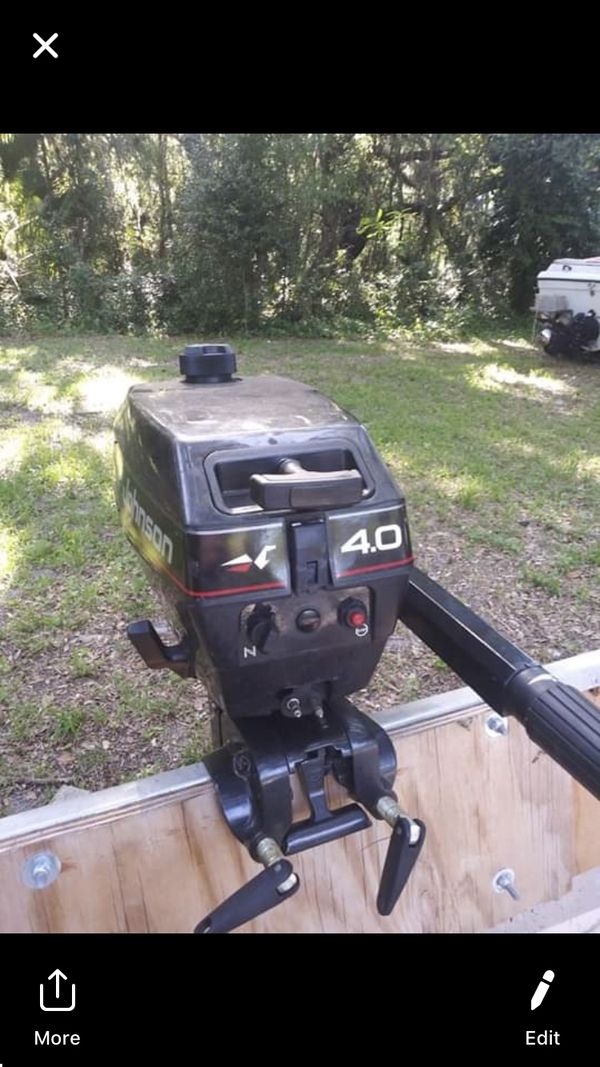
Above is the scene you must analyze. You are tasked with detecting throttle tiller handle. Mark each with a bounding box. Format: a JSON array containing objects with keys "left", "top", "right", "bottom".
[{"left": 505, "top": 669, "right": 600, "bottom": 801}]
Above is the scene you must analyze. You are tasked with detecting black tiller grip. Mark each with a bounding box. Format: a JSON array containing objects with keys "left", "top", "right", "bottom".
[{"left": 505, "top": 668, "right": 600, "bottom": 801}]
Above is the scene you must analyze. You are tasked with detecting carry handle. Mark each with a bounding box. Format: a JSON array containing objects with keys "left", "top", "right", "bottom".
[{"left": 250, "top": 457, "right": 363, "bottom": 511}]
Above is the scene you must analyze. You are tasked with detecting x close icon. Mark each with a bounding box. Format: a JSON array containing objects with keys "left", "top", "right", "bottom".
[{"left": 33, "top": 32, "right": 59, "bottom": 58}]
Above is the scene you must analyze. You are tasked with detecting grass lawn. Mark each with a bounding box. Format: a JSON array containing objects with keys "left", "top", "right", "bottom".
[{"left": 1, "top": 332, "right": 599, "bottom": 814}]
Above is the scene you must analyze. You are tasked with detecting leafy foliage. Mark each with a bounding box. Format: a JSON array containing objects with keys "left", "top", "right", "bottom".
[{"left": 1, "top": 133, "right": 600, "bottom": 334}]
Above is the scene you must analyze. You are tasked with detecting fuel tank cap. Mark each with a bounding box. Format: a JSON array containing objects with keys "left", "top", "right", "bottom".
[{"left": 179, "top": 343, "right": 237, "bottom": 383}]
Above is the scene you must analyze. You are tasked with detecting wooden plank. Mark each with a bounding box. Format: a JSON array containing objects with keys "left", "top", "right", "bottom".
[
  {"left": 0, "top": 708, "right": 580, "bottom": 934},
  {"left": 1, "top": 652, "right": 598, "bottom": 934},
  {"left": 488, "top": 868, "right": 600, "bottom": 934},
  {"left": 573, "top": 688, "right": 600, "bottom": 874}
]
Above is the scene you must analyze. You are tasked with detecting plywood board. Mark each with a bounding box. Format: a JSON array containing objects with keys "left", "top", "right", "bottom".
[
  {"left": 573, "top": 688, "right": 600, "bottom": 874},
  {"left": 0, "top": 707, "right": 586, "bottom": 934}
]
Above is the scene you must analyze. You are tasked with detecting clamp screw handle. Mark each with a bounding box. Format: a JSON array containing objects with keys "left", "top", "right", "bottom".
[
  {"left": 375, "top": 796, "right": 425, "bottom": 916},
  {"left": 194, "top": 838, "right": 299, "bottom": 934}
]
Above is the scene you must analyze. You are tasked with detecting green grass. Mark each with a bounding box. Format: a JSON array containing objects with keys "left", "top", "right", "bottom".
[
  {"left": 0, "top": 331, "right": 599, "bottom": 810},
  {"left": 53, "top": 707, "right": 86, "bottom": 740},
  {"left": 520, "top": 566, "right": 561, "bottom": 597},
  {"left": 69, "top": 648, "right": 97, "bottom": 678}
]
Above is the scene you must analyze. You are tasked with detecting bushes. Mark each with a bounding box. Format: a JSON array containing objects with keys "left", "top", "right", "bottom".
[
  {"left": 2, "top": 132, "right": 600, "bottom": 338},
  {"left": 0, "top": 267, "right": 178, "bottom": 335}
]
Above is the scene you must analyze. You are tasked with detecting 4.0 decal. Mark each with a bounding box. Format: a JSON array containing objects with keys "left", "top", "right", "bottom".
[{"left": 340, "top": 524, "right": 403, "bottom": 556}]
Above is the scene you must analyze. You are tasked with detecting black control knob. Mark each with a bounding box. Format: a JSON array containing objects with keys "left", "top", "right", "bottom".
[
  {"left": 296, "top": 608, "right": 321, "bottom": 633},
  {"left": 246, "top": 605, "right": 276, "bottom": 652}
]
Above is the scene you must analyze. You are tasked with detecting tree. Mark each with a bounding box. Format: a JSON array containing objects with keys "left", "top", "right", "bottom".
[
  {"left": 482, "top": 134, "right": 600, "bottom": 313},
  {"left": 2, "top": 131, "right": 600, "bottom": 334}
]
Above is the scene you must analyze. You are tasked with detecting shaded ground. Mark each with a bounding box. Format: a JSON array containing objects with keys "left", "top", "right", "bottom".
[{"left": 1, "top": 334, "right": 599, "bottom": 814}]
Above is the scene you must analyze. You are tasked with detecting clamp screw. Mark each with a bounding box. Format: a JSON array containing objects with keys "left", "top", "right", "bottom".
[
  {"left": 376, "top": 796, "right": 421, "bottom": 844},
  {"left": 255, "top": 837, "right": 298, "bottom": 895},
  {"left": 255, "top": 837, "right": 284, "bottom": 868}
]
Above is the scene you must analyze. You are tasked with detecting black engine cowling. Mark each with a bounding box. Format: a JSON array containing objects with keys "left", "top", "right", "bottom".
[{"left": 114, "top": 344, "right": 414, "bottom": 725}]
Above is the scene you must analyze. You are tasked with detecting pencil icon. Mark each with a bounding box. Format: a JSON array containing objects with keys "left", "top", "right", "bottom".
[{"left": 531, "top": 970, "right": 554, "bottom": 1010}]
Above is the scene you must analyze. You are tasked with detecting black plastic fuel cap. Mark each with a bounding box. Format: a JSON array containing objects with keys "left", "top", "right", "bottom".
[{"left": 179, "top": 343, "right": 237, "bottom": 383}]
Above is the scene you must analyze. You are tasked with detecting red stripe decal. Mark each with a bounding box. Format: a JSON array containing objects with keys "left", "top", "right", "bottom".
[
  {"left": 167, "top": 570, "right": 286, "bottom": 598},
  {"left": 338, "top": 555, "right": 414, "bottom": 578},
  {"left": 143, "top": 550, "right": 286, "bottom": 598},
  {"left": 124, "top": 533, "right": 286, "bottom": 601},
  {"left": 195, "top": 581, "right": 286, "bottom": 598}
]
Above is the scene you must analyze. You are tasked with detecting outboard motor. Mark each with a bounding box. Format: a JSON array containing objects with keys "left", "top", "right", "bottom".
[
  {"left": 114, "top": 343, "right": 600, "bottom": 932},
  {"left": 542, "top": 309, "right": 600, "bottom": 358}
]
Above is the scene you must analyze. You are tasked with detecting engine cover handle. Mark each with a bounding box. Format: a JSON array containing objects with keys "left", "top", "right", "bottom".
[{"left": 250, "top": 457, "right": 363, "bottom": 510}]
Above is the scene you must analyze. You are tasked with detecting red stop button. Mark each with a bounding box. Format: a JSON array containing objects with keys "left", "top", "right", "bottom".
[{"left": 339, "top": 598, "right": 368, "bottom": 629}]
